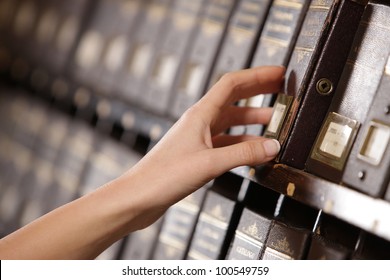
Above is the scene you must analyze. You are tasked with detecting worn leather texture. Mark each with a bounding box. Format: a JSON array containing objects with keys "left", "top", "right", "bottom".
[
  {"left": 252, "top": 0, "right": 310, "bottom": 67},
  {"left": 280, "top": 0, "right": 368, "bottom": 169},
  {"left": 342, "top": 59, "right": 390, "bottom": 197},
  {"left": 306, "top": 2, "right": 390, "bottom": 183},
  {"left": 170, "top": 0, "right": 236, "bottom": 119},
  {"left": 207, "top": 0, "right": 272, "bottom": 87},
  {"left": 262, "top": 221, "right": 310, "bottom": 260},
  {"left": 275, "top": 0, "right": 337, "bottom": 150},
  {"left": 227, "top": 209, "right": 272, "bottom": 259}
]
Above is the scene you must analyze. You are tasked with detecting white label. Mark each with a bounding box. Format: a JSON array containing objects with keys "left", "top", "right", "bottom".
[
  {"left": 152, "top": 55, "right": 178, "bottom": 88},
  {"left": 129, "top": 43, "right": 152, "bottom": 77},
  {"left": 359, "top": 123, "right": 390, "bottom": 165},
  {"left": 36, "top": 9, "right": 58, "bottom": 43},
  {"left": 247, "top": 95, "right": 265, "bottom": 108},
  {"left": 386, "top": 55, "right": 390, "bottom": 75},
  {"left": 267, "top": 103, "right": 286, "bottom": 134},
  {"left": 104, "top": 36, "right": 127, "bottom": 72},
  {"left": 56, "top": 17, "right": 78, "bottom": 52},
  {"left": 76, "top": 31, "right": 104, "bottom": 68},
  {"left": 319, "top": 122, "right": 353, "bottom": 158},
  {"left": 181, "top": 63, "right": 204, "bottom": 97},
  {"left": 263, "top": 247, "right": 292, "bottom": 260}
]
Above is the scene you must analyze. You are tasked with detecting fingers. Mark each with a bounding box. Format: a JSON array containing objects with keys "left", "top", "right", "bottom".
[
  {"left": 211, "top": 106, "right": 273, "bottom": 136},
  {"left": 205, "top": 138, "right": 281, "bottom": 176},
  {"left": 199, "top": 66, "right": 285, "bottom": 120},
  {"left": 212, "top": 134, "right": 265, "bottom": 148}
]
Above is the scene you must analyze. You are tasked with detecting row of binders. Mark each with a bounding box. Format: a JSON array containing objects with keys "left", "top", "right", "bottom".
[
  {"left": 1, "top": 0, "right": 390, "bottom": 259},
  {"left": 1, "top": 0, "right": 390, "bottom": 199},
  {"left": 1, "top": 90, "right": 389, "bottom": 260}
]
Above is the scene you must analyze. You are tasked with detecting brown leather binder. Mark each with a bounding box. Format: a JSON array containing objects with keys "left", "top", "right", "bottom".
[
  {"left": 169, "top": 0, "right": 237, "bottom": 119},
  {"left": 262, "top": 221, "right": 311, "bottom": 259},
  {"left": 226, "top": 183, "right": 280, "bottom": 260},
  {"left": 233, "top": 0, "right": 311, "bottom": 137},
  {"left": 206, "top": 0, "right": 273, "bottom": 88},
  {"left": 306, "top": 2, "right": 390, "bottom": 182},
  {"left": 152, "top": 187, "right": 208, "bottom": 260},
  {"left": 186, "top": 173, "right": 244, "bottom": 260},
  {"left": 307, "top": 212, "right": 360, "bottom": 259},
  {"left": 72, "top": 0, "right": 144, "bottom": 95},
  {"left": 140, "top": 0, "right": 206, "bottom": 115},
  {"left": 342, "top": 55, "right": 390, "bottom": 197},
  {"left": 227, "top": 209, "right": 272, "bottom": 259},
  {"left": 114, "top": 0, "right": 173, "bottom": 104},
  {"left": 264, "top": 0, "right": 368, "bottom": 169},
  {"left": 279, "top": 0, "right": 369, "bottom": 168}
]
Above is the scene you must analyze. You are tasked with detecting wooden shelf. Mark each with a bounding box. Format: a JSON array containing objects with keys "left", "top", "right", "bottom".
[{"left": 231, "top": 164, "right": 390, "bottom": 242}]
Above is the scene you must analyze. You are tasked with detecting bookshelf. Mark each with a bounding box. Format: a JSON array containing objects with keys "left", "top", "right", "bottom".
[
  {"left": 231, "top": 164, "right": 390, "bottom": 242},
  {"left": 1, "top": 0, "right": 390, "bottom": 259}
]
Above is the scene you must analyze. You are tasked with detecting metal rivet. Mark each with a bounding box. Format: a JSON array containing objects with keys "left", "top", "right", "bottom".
[
  {"left": 358, "top": 170, "right": 366, "bottom": 180},
  {"left": 316, "top": 78, "right": 333, "bottom": 95}
]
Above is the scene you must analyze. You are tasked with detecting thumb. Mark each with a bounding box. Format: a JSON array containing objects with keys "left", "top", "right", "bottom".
[{"left": 207, "top": 139, "right": 281, "bottom": 176}]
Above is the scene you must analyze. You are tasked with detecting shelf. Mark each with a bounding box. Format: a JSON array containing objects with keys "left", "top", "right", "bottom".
[{"left": 231, "top": 164, "right": 390, "bottom": 242}]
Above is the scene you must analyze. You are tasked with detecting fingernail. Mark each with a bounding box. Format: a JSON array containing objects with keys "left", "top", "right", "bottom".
[{"left": 262, "top": 139, "right": 281, "bottom": 157}]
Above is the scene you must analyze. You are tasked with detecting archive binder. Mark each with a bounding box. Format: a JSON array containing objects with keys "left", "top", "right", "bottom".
[
  {"left": 207, "top": 0, "right": 272, "bottom": 87},
  {"left": 263, "top": 0, "right": 368, "bottom": 169},
  {"left": 186, "top": 173, "right": 244, "bottom": 260},
  {"left": 226, "top": 183, "right": 280, "bottom": 260},
  {"left": 232, "top": 0, "right": 310, "bottom": 136},
  {"left": 152, "top": 187, "right": 208, "bottom": 259},
  {"left": 169, "top": 0, "right": 237, "bottom": 119},
  {"left": 140, "top": 0, "right": 205, "bottom": 115},
  {"left": 306, "top": 1, "right": 390, "bottom": 182},
  {"left": 342, "top": 54, "right": 390, "bottom": 197}
]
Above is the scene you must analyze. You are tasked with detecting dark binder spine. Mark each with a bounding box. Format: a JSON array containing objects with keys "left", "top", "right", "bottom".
[
  {"left": 140, "top": 0, "right": 206, "bottom": 115},
  {"left": 186, "top": 173, "right": 244, "bottom": 260},
  {"left": 264, "top": 0, "right": 339, "bottom": 144},
  {"left": 342, "top": 54, "right": 390, "bottom": 197},
  {"left": 169, "top": 0, "right": 238, "bottom": 119},
  {"left": 0, "top": 92, "right": 49, "bottom": 236},
  {"left": 280, "top": 0, "right": 368, "bottom": 169},
  {"left": 262, "top": 196, "right": 319, "bottom": 260},
  {"left": 239, "top": 0, "right": 311, "bottom": 137},
  {"left": 226, "top": 209, "right": 272, "bottom": 259},
  {"left": 151, "top": 187, "right": 208, "bottom": 259},
  {"left": 46, "top": 122, "right": 96, "bottom": 211},
  {"left": 32, "top": 0, "right": 91, "bottom": 76},
  {"left": 307, "top": 212, "right": 360, "bottom": 259},
  {"left": 120, "top": 218, "right": 164, "bottom": 260},
  {"left": 71, "top": 0, "right": 138, "bottom": 94},
  {"left": 95, "top": 0, "right": 145, "bottom": 95},
  {"left": 18, "top": 110, "right": 70, "bottom": 227},
  {"left": 116, "top": 0, "right": 173, "bottom": 104},
  {"left": 226, "top": 184, "right": 280, "bottom": 260},
  {"left": 352, "top": 231, "right": 390, "bottom": 260},
  {"left": 386, "top": 181, "right": 390, "bottom": 202},
  {"left": 207, "top": 0, "right": 273, "bottom": 87},
  {"left": 306, "top": 2, "right": 390, "bottom": 182}
]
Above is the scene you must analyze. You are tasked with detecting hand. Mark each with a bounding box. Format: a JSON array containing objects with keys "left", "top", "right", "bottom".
[
  {"left": 121, "top": 66, "right": 285, "bottom": 228},
  {"left": 0, "top": 66, "right": 285, "bottom": 259}
]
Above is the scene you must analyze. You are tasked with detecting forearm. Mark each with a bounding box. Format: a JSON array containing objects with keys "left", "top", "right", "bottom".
[
  {"left": 0, "top": 66, "right": 284, "bottom": 260},
  {"left": 0, "top": 155, "right": 204, "bottom": 260},
  {"left": 0, "top": 172, "right": 146, "bottom": 260}
]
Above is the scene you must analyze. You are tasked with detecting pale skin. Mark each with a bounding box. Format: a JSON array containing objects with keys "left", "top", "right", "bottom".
[{"left": 0, "top": 66, "right": 285, "bottom": 259}]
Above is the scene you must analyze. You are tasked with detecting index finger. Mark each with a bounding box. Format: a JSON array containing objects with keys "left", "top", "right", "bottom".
[{"left": 199, "top": 66, "right": 285, "bottom": 114}]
